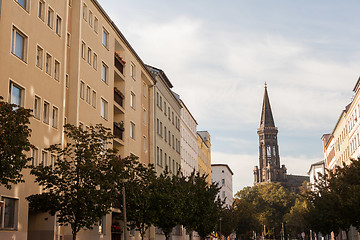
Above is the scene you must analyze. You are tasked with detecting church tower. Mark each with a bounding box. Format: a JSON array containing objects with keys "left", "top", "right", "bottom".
[{"left": 254, "top": 84, "right": 287, "bottom": 184}]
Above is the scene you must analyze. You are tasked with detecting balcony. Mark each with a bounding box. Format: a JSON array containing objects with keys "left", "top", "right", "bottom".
[
  {"left": 114, "top": 53, "right": 125, "bottom": 74},
  {"left": 114, "top": 88, "right": 124, "bottom": 107},
  {"left": 113, "top": 122, "right": 124, "bottom": 140}
]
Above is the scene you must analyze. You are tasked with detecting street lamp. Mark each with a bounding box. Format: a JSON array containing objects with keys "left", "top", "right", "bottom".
[
  {"left": 219, "top": 217, "right": 222, "bottom": 240},
  {"left": 120, "top": 179, "right": 128, "bottom": 240}
]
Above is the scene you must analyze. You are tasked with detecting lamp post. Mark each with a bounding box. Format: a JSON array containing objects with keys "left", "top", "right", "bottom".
[
  {"left": 219, "top": 217, "right": 222, "bottom": 240},
  {"left": 121, "top": 180, "right": 128, "bottom": 240}
]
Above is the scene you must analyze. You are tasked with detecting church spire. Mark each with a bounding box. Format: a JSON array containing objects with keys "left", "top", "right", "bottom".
[{"left": 260, "top": 83, "right": 275, "bottom": 127}]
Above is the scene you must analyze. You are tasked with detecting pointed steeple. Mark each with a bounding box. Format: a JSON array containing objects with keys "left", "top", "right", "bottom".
[{"left": 260, "top": 83, "right": 275, "bottom": 127}]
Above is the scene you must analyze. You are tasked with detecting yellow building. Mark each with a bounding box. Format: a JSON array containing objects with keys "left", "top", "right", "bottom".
[
  {"left": 0, "top": 0, "right": 155, "bottom": 239},
  {"left": 197, "top": 131, "right": 212, "bottom": 184}
]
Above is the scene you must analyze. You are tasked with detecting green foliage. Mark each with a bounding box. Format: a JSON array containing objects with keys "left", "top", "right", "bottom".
[
  {"left": 234, "top": 183, "right": 295, "bottom": 239},
  {"left": 0, "top": 96, "right": 32, "bottom": 189},
  {"left": 114, "top": 155, "right": 157, "bottom": 240},
  {"left": 27, "top": 124, "right": 117, "bottom": 240},
  {"left": 307, "top": 159, "right": 360, "bottom": 236},
  {"left": 283, "top": 197, "right": 310, "bottom": 237},
  {"left": 217, "top": 207, "right": 237, "bottom": 238},
  {"left": 181, "top": 171, "right": 223, "bottom": 240},
  {"left": 150, "top": 169, "right": 184, "bottom": 240}
]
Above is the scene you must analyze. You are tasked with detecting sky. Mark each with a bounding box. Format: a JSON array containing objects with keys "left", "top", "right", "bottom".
[{"left": 98, "top": 0, "right": 360, "bottom": 194}]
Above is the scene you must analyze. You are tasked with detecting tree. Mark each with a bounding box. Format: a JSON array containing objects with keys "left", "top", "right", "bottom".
[
  {"left": 114, "top": 155, "right": 157, "bottom": 240},
  {"left": 180, "top": 172, "right": 223, "bottom": 240},
  {"left": 217, "top": 207, "right": 237, "bottom": 238},
  {"left": 233, "top": 197, "right": 260, "bottom": 240},
  {"left": 284, "top": 197, "right": 310, "bottom": 238},
  {"left": 0, "top": 96, "right": 32, "bottom": 189},
  {"left": 27, "top": 124, "right": 117, "bottom": 240},
  {"left": 234, "top": 183, "right": 295, "bottom": 239},
  {"left": 150, "top": 170, "right": 184, "bottom": 240}
]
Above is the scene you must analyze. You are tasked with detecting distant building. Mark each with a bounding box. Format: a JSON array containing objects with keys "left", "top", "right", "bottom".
[
  {"left": 307, "top": 160, "right": 325, "bottom": 191},
  {"left": 253, "top": 84, "right": 309, "bottom": 194},
  {"left": 197, "top": 131, "right": 212, "bottom": 184},
  {"left": 211, "top": 164, "right": 234, "bottom": 207}
]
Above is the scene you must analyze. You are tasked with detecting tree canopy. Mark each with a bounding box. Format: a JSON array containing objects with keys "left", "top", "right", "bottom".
[{"left": 0, "top": 96, "right": 32, "bottom": 189}]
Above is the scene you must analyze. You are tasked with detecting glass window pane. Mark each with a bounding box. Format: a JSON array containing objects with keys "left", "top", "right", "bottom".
[
  {"left": 4, "top": 198, "right": 16, "bottom": 229},
  {"left": 15, "top": 32, "right": 24, "bottom": 59},
  {"left": 11, "top": 85, "right": 21, "bottom": 106},
  {"left": 17, "top": 0, "right": 26, "bottom": 9}
]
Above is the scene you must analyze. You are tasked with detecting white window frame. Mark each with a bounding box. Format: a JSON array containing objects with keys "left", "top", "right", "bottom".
[
  {"left": 52, "top": 106, "right": 58, "bottom": 128},
  {"left": 101, "top": 98, "right": 108, "bottom": 120},
  {"left": 47, "top": 7, "right": 54, "bottom": 29},
  {"left": 38, "top": 0, "right": 45, "bottom": 21},
  {"left": 86, "top": 85, "right": 90, "bottom": 103},
  {"left": 87, "top": 47, "right": 92, "bottom": 65},
  {"left": 32, "top": 147, "right": 39, "bottom": 166},
  {"left": 16, "top": 0, "right": 28, "bottom": 11},
  {"left": 131, "top": 63, "right": 135, "bottom": 79},
  {"left": 83, "top": 3, "right": 87, "bottom": 20},
  {"left": 92, "top": 90, "right": 96, "bottom": 108},
  {"left": 89, "top": 10, "right": 93, "bottom": 27},
  {"left": 36, "top": 45, "right": 43, "bottom": 69},
  {"left": 81, "top": 41, "right": 86, "bottom": 59},
  {"left": 43, "top": 101, "right": 50, "bottom": 124},
  {"left": 102, "top": 28, "right": 109, "bottom": 48},
  {"left": 130, "top": 91, "right": 135, "bottom": 109},
  {"left": 11, "top": 26, "right": 27, "bottom": 62},
  {"left": 45, "top": 53, "right": 52, "bottom": 75},
  {"left": 9, "top": 81, "right": 24, "bottom": 107},
  {"left": 41, "top": 150, "right": 48, "bottom": 166},
  {"left": 94, "top": 17, "right": 99, "bottom": 33},
  {"left": 80, "top": 81, "right": 85, "bottom": 99},
  {"left": 0, "top": 197, "right": 19, "bottom": 230},
  {"left": 130, "top": 122, "right": 135, "bottom": 139},
  {"left": 93, "top": 53, "right": 97, "bottom": 70},
  {"left": 54, "top": 60, "right": 60, "bottom": 81},
  {"left": 55, "top": 15, "right": 62, "bottom": 36},
  {"left": 34, "top": 95, "right": 41, "bottom": 119},
  {"left": 101, "top": 62, "right": 108, "bottom": 83}
]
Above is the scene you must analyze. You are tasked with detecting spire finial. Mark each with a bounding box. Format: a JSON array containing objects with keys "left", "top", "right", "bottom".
[{"left": 264, "top": 82, "right": 267, "bottom": 88}]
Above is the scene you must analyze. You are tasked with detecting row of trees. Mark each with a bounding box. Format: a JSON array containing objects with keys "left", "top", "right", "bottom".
[
  {"left": 225, "top": 159, "right": 360, "bottom": 240},
  {"left": 0, "top": 98, "right": 224, "bottom": 240}
]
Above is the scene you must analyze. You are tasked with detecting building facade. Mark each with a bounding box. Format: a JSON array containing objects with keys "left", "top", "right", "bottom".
[
  {"left": 211, "top": 164, "right": 233, "bottom": 207},
  {"left": 197, "top": 131, "right": 212, "bottom": 184},
  {"left": 147, "top": 66, "right": 182, "bottom": 176},
  {"left": 307, "top": 160, "right": 325, "bottom": 191},
  {"left": 178, "top": 97, "right": 198, "bottom": 177},
  {"left": 0, "top": 0, "right": 155, "bottom": 239}
]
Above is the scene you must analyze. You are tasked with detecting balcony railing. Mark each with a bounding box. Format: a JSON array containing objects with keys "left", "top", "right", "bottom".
[
  {"left": 114, "top": 54, "right": 124, "bottom": 74},
  {"left": 114, "top": 88, "right": 124, "bottom": 107},
  {"left": 113, "top": 122, "right": 124, "bottom": 140}
]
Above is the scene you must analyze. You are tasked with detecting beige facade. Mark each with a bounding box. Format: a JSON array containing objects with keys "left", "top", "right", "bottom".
[
  {"left": 332, "top": 109, "right": 350, "bottom": 169},
  {"left": 147, "top": 66, "right": 182, "bottom": 176},
  {"left": 0, "top": 0, "right": 155, "bottom": 239},
  {"left": 197, "top": 131, "right": 212, "bottom": 184}
]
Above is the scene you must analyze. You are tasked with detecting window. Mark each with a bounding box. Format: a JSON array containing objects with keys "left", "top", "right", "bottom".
[
  {"left": 47, "top": 7, "right": 54, "bottom": 28},
  {"left": 172, "top": 135, "right": 175, "bottom": 149},
  {"left": 50, "top": 154, "right": 56, "bottom": 169},
  {"left": 41, "top": 150, "right": 48, "bottom": 166},
  {"left": 43, "top": 101, "right": 50, "bottom": 124},
  {"left": 164, "top": 127, "right": 167, "bottom": 142},
  {"left": 172, "top": 112, "right": 174, "bottom": 124},
  {"left": 222, "top": 191, "right": 225, "bottom": 198},
  {"left": 221, "top": 179, "right": 225, "bottom": 185},
  {"left": 45, "top": 53, "right": 52, "bottom": 75},
  {"left": 67, "top": 33, "right": 71, "bottom": 46},
  {"left": 87, "top": 47, "right": 92, "bottom": 64},
  {"left": 164, "top": 102, "right": 167, "bottom": 115},
  {"left": 159, "top": 96, "right": 162, "bottom": 110},
  {"left": 94, "top": 17, "right": 98, "bottom": 33},
  {"left": 89, "top": 10, "right": 93, "bottom": 26},
  {"left": 164, "top": 153, "right": 167, "bottom": 167},
  {"left": 38, "top": 0, "right": 45, "bottom": 21},
  {"left": 130, "top": 92, "right": 135, "bottom": 109},
  {"left": 101, "top": 98, "right": 108, "bottom": 120},
  {"left": 0, "top": 197, "right": 18, "bottom": 229},
  {"left": 143, "top": 82, "right": 147, "bottom": 97},
  {"left": 34, "top": 96, "right": 41, "bottom": 119},
  {"left": 80, "top": 81, "right": 84, "bottom": 99},
  {"left": 156, "top": 92, "right": 159, "bottom": 106},
  {"left": 36, "top": 46, "right": 43, "bottom": 69},
  {"left": 143, "top": 109, "right": 146, "bottom": 124},
  {"left": 9, "top": 81, "right": 24, "bottom": 107},
  {"left": 102, "top": 62, "right": 108, "bottom": 83},
  {"left": 32, "top": 147, "right": 38, "bottom": 166},
  {"left": 102, "top": 28, "right": 109, "bottom": 48},
  {"left": 131, "top": 63, "right": 135, "bottom": 79},
  {"left": 156, "top": 119, "right": 159, "bottom": 134},
  {"left": 92, "top": 90, "right": 96, "bottom": 108},
  {"left": 160, "top": 122, "right": 163, "bottom": 137},
  {"left": 86, "top": 86, "right": 90, "bottom": 103},
  {"left": 157, "top": 147, "right": 159, "bottom": 164},
  {"left": 168, "top": 107, "right": 170, "bottom": 120},
  {"left": 143, "top": 136, "right": 146, "bottom": 152},
  {"left": 93, "top": 53, "right": 97, "bottom": 70},
  {"left": 52, "top": 106, "right": 58, "bottom": 128},
  {"left": 54, "top": 60, "right": 60, "bottom": 80},
  {"left": 56, "top": 16, "right": 62, "bottom": 36},
  {"left": 11, "top": 27, "right": 27, "bottom": 61},
  {"left": 16, "top": 0, "right": 28, "bottom": 11},
  {"left": 130, "top": 122, "right": 135, "bottom": 139},
  {"left": 81, "top": 42, "right": 86, "bottom": 59},
  {"left": 83, "top": 3, "right": 87, "bottom": 20},
  {"left": 160, "top": 149, "right": 163, "bottom": 166},
  {"left": 66, "top": 74, "right": 69, "bottom": 88}
]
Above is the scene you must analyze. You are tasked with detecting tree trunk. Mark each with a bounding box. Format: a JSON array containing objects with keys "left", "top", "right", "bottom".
[{"left": 72, "top": 232, "right": 77, "bottom": 240}]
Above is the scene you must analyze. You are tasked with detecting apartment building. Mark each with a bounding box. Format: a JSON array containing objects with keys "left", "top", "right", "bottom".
[
  {"left": 332, "top": 107, "right": 350, "bottom": 168},
  {"left": 0, "top": 0, "right": 155, "bottom": 239},
  {"left": 197, "top": 131, "right": 212, "bottom": 184},
  {"left": 211, "top": 164, "right": 233, "bottom": 207},
  {"left": 147, "top": 66, "right": 182, "bottom": 176},
  {"left": 178, "top": 96, "right": 198, "bottom": 177}
]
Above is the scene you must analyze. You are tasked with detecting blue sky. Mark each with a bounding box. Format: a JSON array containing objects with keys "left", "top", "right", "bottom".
[{"left": 98, "top": 0, "right": 360, "bottom": 193}]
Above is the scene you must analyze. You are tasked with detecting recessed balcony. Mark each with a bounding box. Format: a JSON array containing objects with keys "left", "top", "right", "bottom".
[
  {"left": 114, "top": 87, "right": 124, "bottom": 107},
  {"left": 114, "top": 52, "right": 125, "bottom": 75},
  {"left": 113, "top": 122, "right": 124, "bottom": 140}
]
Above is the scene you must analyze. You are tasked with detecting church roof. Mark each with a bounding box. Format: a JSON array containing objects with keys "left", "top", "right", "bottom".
[{"left": 260, "top": 84, "right": 275, "bottom": 128}]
